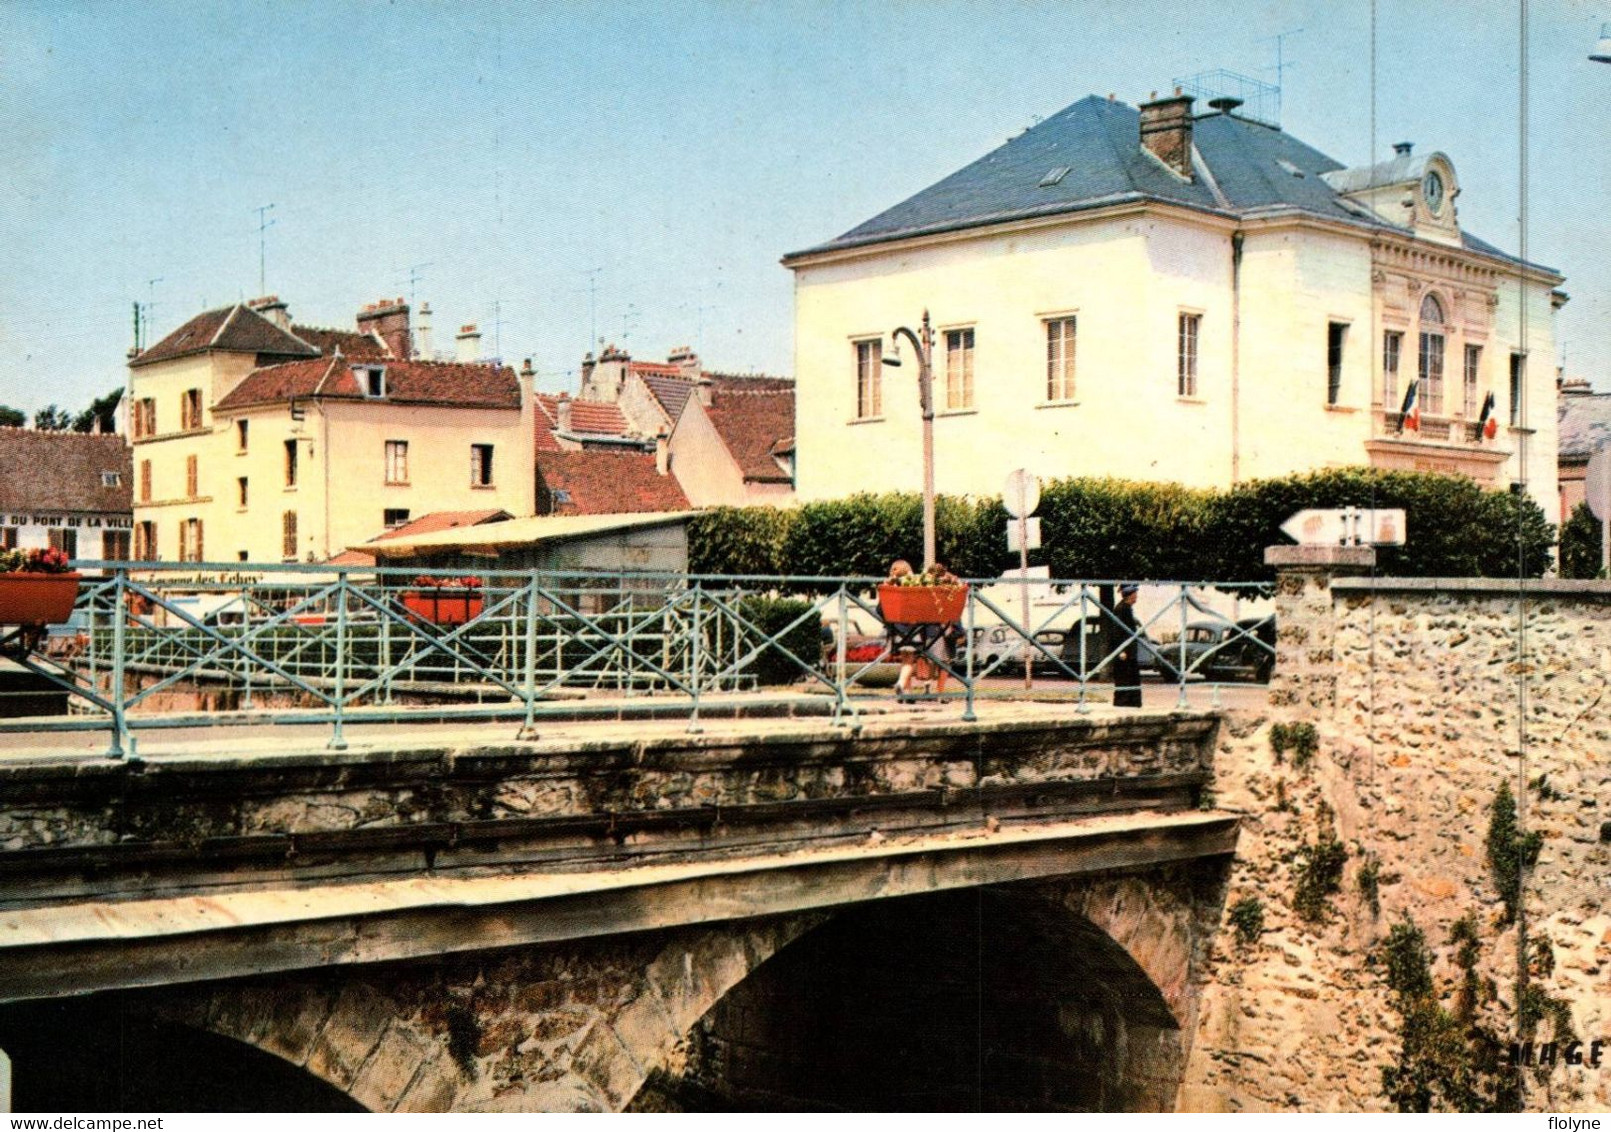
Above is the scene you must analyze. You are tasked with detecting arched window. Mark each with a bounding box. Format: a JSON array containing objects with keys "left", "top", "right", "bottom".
[
  {"left": 1419, "top": 293, "right": 1445, "bottom": 325},
  {"left": 1417, "top": 292, "right": 1446, "bottom": 415}
]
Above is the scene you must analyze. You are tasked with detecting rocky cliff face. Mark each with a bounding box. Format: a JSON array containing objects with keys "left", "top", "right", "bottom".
[{"left": 1181, "top": 566, "right": 1611, "bottom": 1112}]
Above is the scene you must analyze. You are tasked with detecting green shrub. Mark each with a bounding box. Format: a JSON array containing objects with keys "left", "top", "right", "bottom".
[
  {"left": 1228, "top": 897, "right": 1265, "bottom": 948},
  {"left": 1485, "top": 781, "right": 1542, "bottom": 925},
  {"left": 1270, "top": 722, "right": 1318, "bottom": 770},
  {"left": 687, "top": 507, "right": 796, "bottom": 576},
  {"left": 1358, "top": 853, "right": 1383, "bottom": 916},
  {"left": 1559, "top": 502, "right": 1604, "bottom": 580},
  {"left": 1293, "top": 803, "right": 1348, "bottom": 922}
]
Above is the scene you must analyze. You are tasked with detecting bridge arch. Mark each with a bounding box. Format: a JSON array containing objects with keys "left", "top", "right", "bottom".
[
  {"left": 630, "top": 871, "right": 1211, "bottom": 1112},
  {"left": 49, "top": 864, "right": 1217, "bottom": 1112},
  {"left": 0, "top": 996, "right": 363, "bottom": 1112}
]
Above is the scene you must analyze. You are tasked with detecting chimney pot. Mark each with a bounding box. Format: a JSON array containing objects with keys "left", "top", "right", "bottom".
[
  {"left": 1138, "top": 92, "right": 1196, "bottom": 180},
  {"left": 1394, "top": 141, "right": 1413, "bottom": 156},
  {"left": 454, "top": 323, "right": 482, "bottom": 363},
  {"left": 655, "top": 428, "right": 670, "bottom": 476},
  {"left": 556, "top": 392, "right": 573, "bottom": 433}
]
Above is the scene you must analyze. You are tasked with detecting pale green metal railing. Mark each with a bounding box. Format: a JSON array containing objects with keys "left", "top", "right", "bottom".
[{"left": 0, "top": 562, "right": 1275, "bottom": 756}]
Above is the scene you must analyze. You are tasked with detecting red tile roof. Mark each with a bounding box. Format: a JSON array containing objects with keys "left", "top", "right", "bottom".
[
  {"left": 533, "top": 394, "right": 632, "bottom": 439},
  {"left": 537, "top": 450, "right": 689, "bottom": 515},
  {"left": 327, "top": 509, "right": 513, "bottom": 567},
  {"left": 0, "top": 429, "right": 132, "bottom": 514},
  {"left": 292, "top": 325, "right": 390, "bottom": 360},
  {"left": 701, "top": 379, "right": 796, "bottom": 483},
  {"left": 375, "top": 509, "right": 512, "bottom": 540},
  {"left": 215, "top": 358, "right": 522, "bottom": 412},
  {"left": 131, "top": 304, "right": 320, "bottom": 368}
]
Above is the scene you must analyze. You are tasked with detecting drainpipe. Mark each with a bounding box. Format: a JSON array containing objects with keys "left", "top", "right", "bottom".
[{"left": 1231, "top": 230, "right": 1244, "bottom": 484}]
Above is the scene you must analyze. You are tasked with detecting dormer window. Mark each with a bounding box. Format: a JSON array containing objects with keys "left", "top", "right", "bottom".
[{"left": 356, "top": 366, "right": 386, "bottom": 398}]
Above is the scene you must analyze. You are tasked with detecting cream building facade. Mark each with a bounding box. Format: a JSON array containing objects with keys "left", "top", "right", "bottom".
[
  {"left": 784, "top": 93, "right": 1566, "bottom": 523},
  {"left": 128, "top": 297, "right": 533, "bottom": 563}
]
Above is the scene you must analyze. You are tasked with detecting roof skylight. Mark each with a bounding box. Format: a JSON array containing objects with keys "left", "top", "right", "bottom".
[{"left": 1039, "top": 166, "right": 1071, "bottom": 187}]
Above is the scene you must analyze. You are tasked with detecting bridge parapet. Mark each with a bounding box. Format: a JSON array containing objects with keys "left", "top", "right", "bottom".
[{"left": 0, "top": 707, "right": 1231, "bottom": 1005}]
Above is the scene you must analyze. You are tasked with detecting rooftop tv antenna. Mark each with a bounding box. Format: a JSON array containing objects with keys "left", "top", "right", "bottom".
[
  {"left": 1263, "top": 28, "right": 1303, "bottom": 124},
  {"left": 253, "top": 203, "right": 276, "bottom": 295},
  {"left": 401, "top": 262, "right": 433, "bottom": 308}
]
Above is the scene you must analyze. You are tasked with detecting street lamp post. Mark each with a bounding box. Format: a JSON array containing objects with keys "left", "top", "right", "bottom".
[{"left": 883, "top": 311, "right": 936, "bottom": 568}]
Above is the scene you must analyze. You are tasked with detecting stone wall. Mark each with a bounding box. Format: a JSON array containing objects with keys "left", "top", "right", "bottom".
[{"left": 1182, "top": 562, "right": 1611, "bottom": 1112}]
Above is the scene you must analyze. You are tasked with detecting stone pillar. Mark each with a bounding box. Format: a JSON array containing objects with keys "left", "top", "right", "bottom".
[{"left": 1263, "top": 545, "right": 1375, "bottom": 716}]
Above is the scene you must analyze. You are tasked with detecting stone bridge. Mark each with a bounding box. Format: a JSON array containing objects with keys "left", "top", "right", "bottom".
[{"left": 0, "top": 707, "right": 1235, "bottom": 1112}]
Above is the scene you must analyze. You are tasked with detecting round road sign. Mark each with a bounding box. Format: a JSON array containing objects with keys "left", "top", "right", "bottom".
[{"left": 1003, "top": 468, "right": 1040, "bottom": 519}]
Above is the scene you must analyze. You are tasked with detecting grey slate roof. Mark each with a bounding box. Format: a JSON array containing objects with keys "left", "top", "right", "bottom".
[
  {"left": 1558, "top": 393, "right": 1611, "bottom": 460},
  {"left": 788, "top": 94, "right": 1554, "bottom": 275}
]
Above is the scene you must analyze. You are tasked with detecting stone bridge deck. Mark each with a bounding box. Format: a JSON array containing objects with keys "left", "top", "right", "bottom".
[{"left": 1, "top": 703, "right": 1233, "bottom": 1002}]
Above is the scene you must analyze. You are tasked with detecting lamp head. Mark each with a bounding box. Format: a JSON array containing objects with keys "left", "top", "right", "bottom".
[{"left": 882, "top": 342, "right": 902, "bottom": 367}]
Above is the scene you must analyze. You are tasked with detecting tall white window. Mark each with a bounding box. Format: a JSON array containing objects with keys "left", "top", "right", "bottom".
[
  {"left": 1418, "top": 293, "right": 1446, "bottom": 416},
  {"left": 385, "top": 440, "right": 409, "bottom": 485},
  {"left": 1382, "top": 331, "right": 1404, "bottom": 407},
  {"left": 1326, "top": 323, "right": 1348, "bottom": 405},
  {"left": 1046, "top": 317, "right": 1076, "bottom": 402},
  {"left": 1177, "top": 313, "right": 1201, "bottom": 397},
  {"left": 854, "top": 339, "right": 882, "bottom": 420},
  {"left": 1509, "top": 353, "right": 1525, "bottom": 426},
  {"left": 470, "top": 444, "right": 494, "bottom": 487},
  {"left": 943, "top": 328, "right": 974, "bottom": 410},
  {"left": 1463, "top": 345, "right": 1482, "bottom": 418}
]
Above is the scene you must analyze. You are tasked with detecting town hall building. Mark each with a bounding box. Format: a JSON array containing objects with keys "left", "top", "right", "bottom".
[{"left": 783, "top": 91, "right": 1566, "bottom": 523}]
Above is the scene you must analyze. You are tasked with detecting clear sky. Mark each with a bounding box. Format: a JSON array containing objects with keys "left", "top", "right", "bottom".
[{"left": 2, "top": 0, "right": 1608, "bottom": 417}]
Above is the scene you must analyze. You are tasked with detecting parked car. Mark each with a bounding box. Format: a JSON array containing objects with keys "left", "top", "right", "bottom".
[
  {"left": 1175, "top": 616, "right": 1276, "bottom": 682},
  {"left": 820, "top": 613, "right": 901, "bottom": 686}
]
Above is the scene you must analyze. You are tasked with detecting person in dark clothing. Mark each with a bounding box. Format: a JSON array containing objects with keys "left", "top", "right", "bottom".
[{"left": 1113, "top": 583, "right": 1143, "bottom": 708}]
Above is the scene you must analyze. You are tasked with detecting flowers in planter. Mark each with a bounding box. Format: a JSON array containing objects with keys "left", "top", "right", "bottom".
[
  {"left": 0, "top": 546, "right": 74, "bottom": 574},
  {"left": 411, "top": 575, "right": 481, "bottom": 590}
]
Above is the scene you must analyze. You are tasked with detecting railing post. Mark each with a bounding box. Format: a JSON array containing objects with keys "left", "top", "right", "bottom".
[
  {"left": 106, "top": 570, "right": 129, "bottom": 759},
  {"left": 686, "top": 586, "right": 703, "bottom": 733},
  {"left": 329, "top": 572, "right": 349, "bottom": 750},
  {"left": 522, "top": 574, "right": 539, "bottom": 739},
  {"left": 961, "top": 584, "right": 977, "bottom": 722},
  {"left": 831, "top": 585, "right": 850, "bottom": 726},
  {"left": 1076, "top": 584, "right": 1091, "bottom": 714},
  {"left": 1176, "top": 584, "right": 1190, "bottom": 708}
]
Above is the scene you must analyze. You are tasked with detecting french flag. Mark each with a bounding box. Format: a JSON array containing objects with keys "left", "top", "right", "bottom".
[
  {"left": 1399, "top": 382, "right": 1420, "bottom": 433},
  {"left": 1476, "top": 392, "right": 1497, "bottom": 440}
]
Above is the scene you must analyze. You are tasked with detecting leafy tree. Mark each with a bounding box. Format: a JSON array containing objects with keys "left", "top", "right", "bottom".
[
  {"left": 32, "top": 405, "right": 72, "bottom": 431},
  {"left": 1559, "top": 502, "right": 1604, "bottom": 579},
  {"left": 0, "top": 405, "right": 23, "bottom": 428},
  {"left": 72, "top": 388, "right": 123, "bottom": 434}
]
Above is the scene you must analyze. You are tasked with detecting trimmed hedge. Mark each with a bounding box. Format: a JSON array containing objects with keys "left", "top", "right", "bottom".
[{"left": 688, "top": 467, "right": 1554, "bottom": 583}]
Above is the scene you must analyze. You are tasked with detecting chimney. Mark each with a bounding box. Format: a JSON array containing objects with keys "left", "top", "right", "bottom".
[
  {"left": 455, "top": 323, "right": 482, "bottom": 363},
  {"left": 1560, "top": 377, "right": 1594, "bottom": 397},
  {"left": 655, "top": 427, "right": 671, "bottom": 476},
  {"left": 1394, "top": 141, "right": 1414, "bottom": 156},
  {"left": 556, "top": 392, "right": 573, "bottom": 433},
  {"left": 695, "top": 377, "right": 714, "bottom": 408},
  {"left": 520, "top": 358, "right": 536, "bottom": 382},
  {"left": 249, "top": 294, "right": 292, "bottom": 330},
  {"left": 415, "top": 302, "right": 433, "bottom": 360},
  {"left": 1138, "top": 91, "right": 1195, "bottom": 179},
  {"left": 357, "top": 297, "right": 412, "bottom": 360},
  {"left": 668, "top": 345, "right": 700, "bottom": 375}
]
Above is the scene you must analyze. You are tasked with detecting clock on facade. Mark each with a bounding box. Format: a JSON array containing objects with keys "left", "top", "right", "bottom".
[{"left": 1423, "top": 170, "right": 1445, "bottom": 215}]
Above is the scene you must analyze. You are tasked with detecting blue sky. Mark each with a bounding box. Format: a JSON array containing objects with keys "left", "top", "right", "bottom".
[{"left": 2, "top": 0, "right": 1608, "bottom": 416}]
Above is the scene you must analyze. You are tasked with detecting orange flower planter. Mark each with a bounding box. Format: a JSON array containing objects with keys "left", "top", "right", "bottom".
[
  {"left": 877, "top": 583, "right": 968, "bottom": 624},
  {"left": 0, "top": 572, "right": 82, "bottom": 627},
  {"left": 401, "top": 589, "right": 484, "bottom": 626}
]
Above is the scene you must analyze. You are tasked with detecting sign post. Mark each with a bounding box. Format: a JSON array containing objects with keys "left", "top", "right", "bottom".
[
  {"left": 1586, "top": 443, "right": 1611, "bottom": 577},
  {"left": 1004, "top": 469, "right": 1041, "bottom": 690}
]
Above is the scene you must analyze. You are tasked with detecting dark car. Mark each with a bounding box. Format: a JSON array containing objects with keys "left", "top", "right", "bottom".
[{"left": 1176, "top": 616, "right": 1276, "bottom": 682}]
